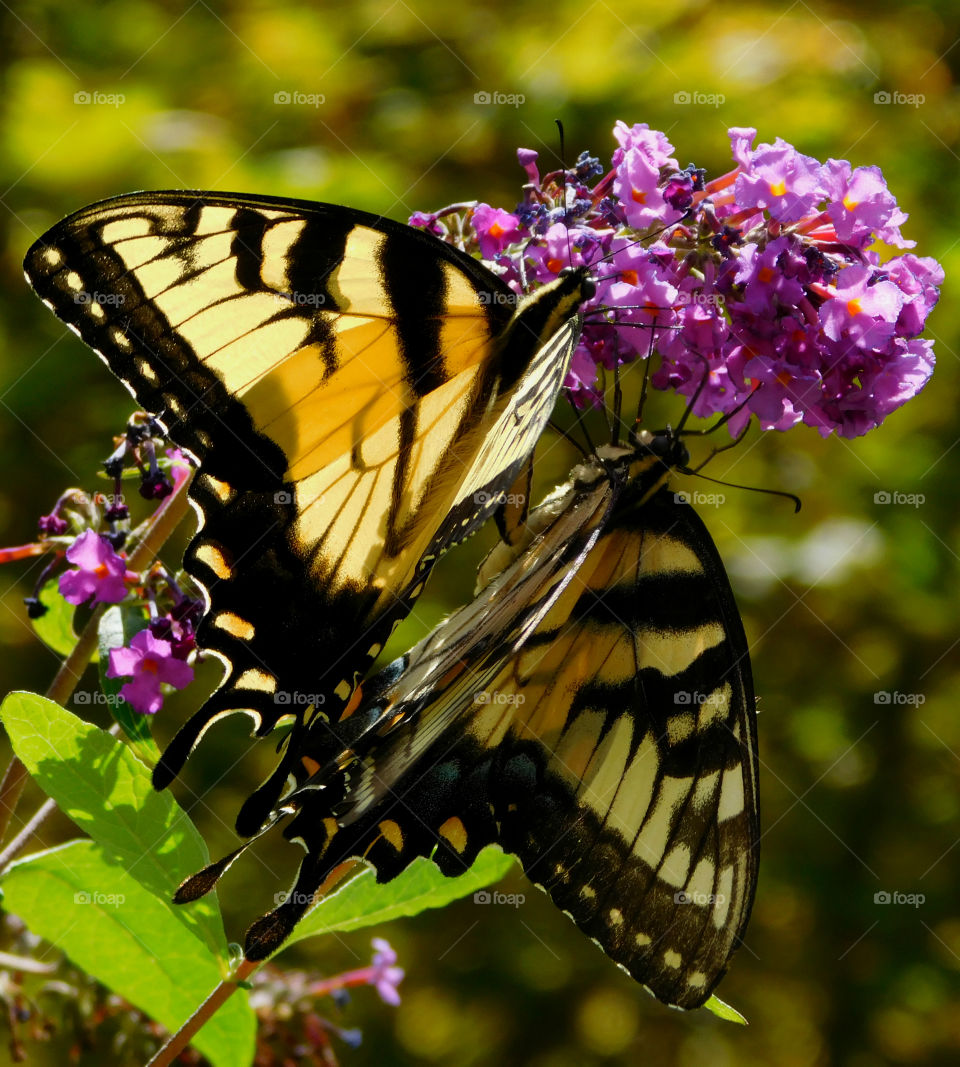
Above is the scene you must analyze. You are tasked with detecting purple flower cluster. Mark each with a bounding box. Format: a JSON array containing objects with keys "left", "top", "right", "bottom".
[
  {"left": 0, "top": 424, "right": 201, "bottom": 716},
  {"left": 411, "top": 122, "right": 941, "bottom": 438}
]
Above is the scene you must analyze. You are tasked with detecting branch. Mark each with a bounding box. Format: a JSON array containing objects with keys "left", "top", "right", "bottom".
[{"left": 146, "top": 959, "right": 258, "bottom": 1067}]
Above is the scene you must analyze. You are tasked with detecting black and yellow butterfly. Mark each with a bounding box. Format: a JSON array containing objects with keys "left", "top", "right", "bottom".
[
  {"left": 180, "top": 421, "right": 760, "bottom": 1010},
  {"left": 23, "top": 191, "right": 592, "bottom": 833}
]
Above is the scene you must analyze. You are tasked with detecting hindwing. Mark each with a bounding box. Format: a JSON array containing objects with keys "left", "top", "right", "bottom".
[{"left": 238, "top": 439, "right": 759, "bottom": 1008}]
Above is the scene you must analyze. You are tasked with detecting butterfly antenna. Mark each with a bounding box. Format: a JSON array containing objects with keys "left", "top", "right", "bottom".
[
  {"left": 679, "top": 382, "right": 762, "bottom": 439},
  {"left": 563, "top": 390, "right": 597, "bottom": 455},
  {"left": 672, "top": 381, "right": 800, "bottom": 511},
  {"left": 612, "top": 354, "right": 623, "bottom": 447},
  {"left": 555, "top": 118, "right": 577, "bottom": 269},
  {"left": 633, "top": 324, "right": 658, "bottom": 426},
  {"left": 672, "top": 352, "right": 713, "bottom": 436},
  {"left": 679, "top": 465, "right": 802, "bottom": 512},
  {"left": 596, "top": 365, "right": 617, "bottom": 442},
  {"left": 548, "top": 418, "right": 590, "bottom": 459}
]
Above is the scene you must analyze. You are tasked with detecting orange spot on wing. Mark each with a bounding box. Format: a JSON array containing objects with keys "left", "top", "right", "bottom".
[{"left": 340, "top": 682, "right": 364, "bottom": 720}]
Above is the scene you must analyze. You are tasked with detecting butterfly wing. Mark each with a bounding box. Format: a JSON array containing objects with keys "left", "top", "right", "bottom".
[
  {"left": 245, "top": 458, "right": 758, "bottom": 1008},
  {"left": 23, "top": 191, "right": 588, "bottom": 809}
]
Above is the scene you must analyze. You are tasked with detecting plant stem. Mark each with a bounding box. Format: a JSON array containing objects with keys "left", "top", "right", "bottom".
[
  {"left": 0, "top": 478, "right": 192, "bottom": 848},
  {"left": 0, "top": 797, "right": 57, "bottom": 872},
  {"left": 146, "top": 959, "right": 258, "bottom": 1067}
]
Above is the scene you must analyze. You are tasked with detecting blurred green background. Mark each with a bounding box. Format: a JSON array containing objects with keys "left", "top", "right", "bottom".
[{"left": 1, "top": 0, "right": 959, "bottom": 1064}]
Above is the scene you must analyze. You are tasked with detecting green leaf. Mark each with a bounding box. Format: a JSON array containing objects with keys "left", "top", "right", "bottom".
[
  {"left": 0, "top": 691, "right": 225, "bottom": 959},
  {"left": 703, "top": 993, "right": 748, "bottom": 1024},
  {"left": 2, "top": 841, "right": 255, "bottom": 1067},
  {"left": 97, "top": 604, "right": 158, "bottom": 759},
  {"left": 30, "top": 579, "right": 90, "bottom": 659},
  {"left": 281, "top": 845, "right": 515, "bottom": 951}
]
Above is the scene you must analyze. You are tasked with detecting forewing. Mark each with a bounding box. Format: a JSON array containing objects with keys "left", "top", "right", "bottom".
[{"left": 23, "top": 191, "right": 585, "bottom": 799}]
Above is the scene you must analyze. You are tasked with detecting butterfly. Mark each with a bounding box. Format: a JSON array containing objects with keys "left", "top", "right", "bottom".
[
  {"left": 23, "top": 191, "right": 593, "bottom": 833},
  {"left": 178, "top": 416, "right": 760, "bottom": 1010}
]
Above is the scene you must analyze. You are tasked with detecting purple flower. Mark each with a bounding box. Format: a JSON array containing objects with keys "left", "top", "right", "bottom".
[
  {"left": 819, "top": 265, "right": 905, "bottom": 350},
  {"left": 564, "top": 344, "right": 607, "bottom": 408},
  {"left": 38, "top": 512, "right": 68, "bottom": 536},
  {"left": 58, "top": 530, "right": 130, "bottom": 606},
  {"left": 734, "top": 136, "right": 824, "bottom": 223},
  {"left": 728, "top": 126, "right": 758, "bottom": 169},
  {"left": 107, "top": 629, "right": 194, "bottom": 715},
  {"left": 517, "top": 147, "right": 540, "bottom": 185},
  {"left": 822, "top": 160, "right": 913, "bottom": 249},
  {"left": 369, "top": 938, "right": 404, "bottom": 1006},
  {"left": 730, "top": 236, "right": 807, "bottom": 316},
  {"left": 612, "top": 120, "right": 678, "bottom": 171},
  {"left": 471, "top": 204, "right": 522, "bottom": 260},
  {"left": 613, "top": 148, "right": 682, "bottom": 230},
  {"left": 595, "top": 237, "right": 679, "bottom": 356},
  {"left": 408, "top": 210, "right": 445, "bottom": 237},
  {"left": 883, "top": 254, "right": 944, "bottom": 337}
]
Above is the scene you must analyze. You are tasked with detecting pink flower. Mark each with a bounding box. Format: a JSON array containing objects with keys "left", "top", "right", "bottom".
[
  {"left": 107, "top": 629, "right": 194, "bottom": 715},
  {"left": 472, "top": 204, "right": 522, "bottom": 261},
  {"left": 58, "top": 530, "right": 130, "bottom": 606}
]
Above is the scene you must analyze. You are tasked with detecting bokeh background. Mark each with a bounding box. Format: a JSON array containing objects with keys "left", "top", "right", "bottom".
[{"left": 1, "top": 1, "right": 958, "bottom": 1064}]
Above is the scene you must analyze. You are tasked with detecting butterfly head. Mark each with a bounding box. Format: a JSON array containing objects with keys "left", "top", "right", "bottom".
[
  {"left": 556, "top": 264, "right": 596, "bottom": 303},
  {"left": 629, "top": 426, "right": 690, "bottom": 473}
]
